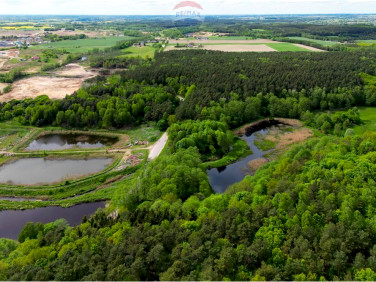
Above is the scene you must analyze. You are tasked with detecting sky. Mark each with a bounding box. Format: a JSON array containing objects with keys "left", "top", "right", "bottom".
[{"left": 0, "top": 0, "right": 375, "bottom": 15}]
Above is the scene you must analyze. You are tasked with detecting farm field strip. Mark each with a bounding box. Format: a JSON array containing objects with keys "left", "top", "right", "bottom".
[
  {"left": 165, "top": 42, "right": 321, "bottom": 52},
  {"left": 288, "top": 36, "right": 340, "bottom": 46}
]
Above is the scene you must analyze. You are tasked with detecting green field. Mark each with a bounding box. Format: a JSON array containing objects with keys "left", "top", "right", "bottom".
[
  {"left": 353, "top": 107, "right": 376, "bottom": 134},
  {"left": 30, "top": 36, "right": 134, "bottom": 53},
  {"left": 288, "top": 36, "right": 340, "bottom": 47},
  {"left": 267, "top": 43, "right": 311, "bottom": 52},
  {"left": 121, "top": 45, "right": 156, "bottom": 58},
  {"left": 208, "top": 36, "right": 254, "bottom": 40},
  {"left": 166, "top": 42, "right": 313, "bottom": 52},
  {"left": 356, "top": 40, "right": 376, "bottom": 44}
]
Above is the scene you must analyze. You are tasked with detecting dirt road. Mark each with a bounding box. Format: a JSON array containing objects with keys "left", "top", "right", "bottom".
[{"left": 148, "top": 132, "right": 168, "bottom": 160}]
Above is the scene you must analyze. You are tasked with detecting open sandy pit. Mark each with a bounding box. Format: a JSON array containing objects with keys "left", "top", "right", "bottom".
[
  {"left": 0, "top": 64, "right": 97, "bottom": 102},
  {"left": 52, "top": 64, "right": 97, "bottom": 78},
  {"left": 0, "top": 76, "right": 88, "bottom": 102}
]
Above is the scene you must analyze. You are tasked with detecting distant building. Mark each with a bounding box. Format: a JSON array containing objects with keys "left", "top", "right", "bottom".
[{"left": 32, "top": 56, "right": 40, "bottom": 60}]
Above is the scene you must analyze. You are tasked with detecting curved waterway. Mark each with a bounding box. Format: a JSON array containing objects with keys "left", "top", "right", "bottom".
[
  {"left": 26, "top": 133, "right": 118, "bottom": 151},
  {"left": 207, "top": 120, "right": 281, "bottom": 193},
  {"left": 0, "top": 201, "right": 106, "bottom": 240},
  {"left": 0, "top": 158, "right": 113, "bottom": 185}
]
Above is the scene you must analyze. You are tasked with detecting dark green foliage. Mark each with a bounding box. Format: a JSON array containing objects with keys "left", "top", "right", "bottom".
[
  {"left": 125, "top": 50, "right": 375, "bottom": 122},
  {"left": 168, "top": 120, "right": 234, "bottom": 156},
  {"left": 0, "top": 76, "right": 179, "bottom": 128},
  {"left": 1, "top": 132, "right": 375, "bottom": 280},
  {"left": 303, "top": 108, "right": 362, "bottom": 135}
]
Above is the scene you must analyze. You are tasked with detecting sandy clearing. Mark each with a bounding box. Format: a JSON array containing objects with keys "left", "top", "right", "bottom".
[
  {"left": 148, "top": 132, "right": 168, "bottom": 160},
  {"left": 169, "top": 39, "right": 280, "bottom": 44},
  {"left": 0, "top": 64, "right": 97, "bottom": 102},
  {"left": 0, "top": 76, "right": 88, "bottom": 102},
  {"left": 53, "top": 64, "right": 97, "bottom": 78},
  {"left": 293, "top": 43, "right": 326, "bottom": 52},
  {"left": 0, "top": 83, "right": 9, "bottom": 92}
]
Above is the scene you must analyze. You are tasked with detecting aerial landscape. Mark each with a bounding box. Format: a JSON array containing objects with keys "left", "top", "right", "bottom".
[{"left": 0, "top": 0, "right": 376, "bottom": 280}]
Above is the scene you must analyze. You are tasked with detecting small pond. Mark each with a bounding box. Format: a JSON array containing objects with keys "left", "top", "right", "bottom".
[
  {"left": 25, "top": 133, "right": 118, "bottom": 151},
  {"left": 207, "top": 120, "right": 281, "bottom": 193},
  {"left": 0, "top": 158, "right": 113, "bottom": 185},
  {"left": 0, "top": 201, "right": 106, "bottom": 240}
]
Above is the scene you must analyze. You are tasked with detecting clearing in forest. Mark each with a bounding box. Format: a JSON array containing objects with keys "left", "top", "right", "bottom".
[{"left": 0, "top": 64, "right": 96, "bottom": 102}]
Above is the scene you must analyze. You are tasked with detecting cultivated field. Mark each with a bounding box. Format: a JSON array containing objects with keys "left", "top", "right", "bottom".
[
  {"left": 0, "top": 64, "right": 96, "bottom": 102},
  {"left": 121, "top": 45, "right": 156, "bottom": 58},
  {"left": 165, "top": 42, "right": 322, "bottom": 52},
  {"left": 169, "top": 38, "right": 278, "bottom": 44},
  {"left": 288, "top": 36, "right": 340, "bottom": 47},
  {"left": 292, "top": 43, "right": 326, "bottom": 52},
  {"left": 202, "top": 44, "right": 277, "bottom": 52},
  {"left": 29, "top": 37, "right": 133, "bottom": 53}
]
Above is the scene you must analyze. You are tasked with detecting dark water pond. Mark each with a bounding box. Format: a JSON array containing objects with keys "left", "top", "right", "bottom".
[
  {"left": 26, "top": 134, "right": 118, "bottom": 151},
  {"left": 0, "top": 158, "right": 113, "bottom": 185},
  {"left": 208, "top": 120, "right": 280, "bottom": 193},
  {"left": 0, "top": 201, "right": 106, "bottom": 240}
]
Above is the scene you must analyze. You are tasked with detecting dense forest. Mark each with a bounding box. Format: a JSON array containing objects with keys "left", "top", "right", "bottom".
[
  {"left": 1, "top": 17, "right": 376, "bottom": 280},
  {"left": 1, "top": 51, "right": 375, "bottom": 130},
  {"left": 0, "top": 124, "right": 375, "bottom": 280}
]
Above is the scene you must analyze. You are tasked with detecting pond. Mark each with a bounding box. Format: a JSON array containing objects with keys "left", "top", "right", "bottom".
[
  {"left": 0, "top": 158, "right": 113, "bottom": 185},
  {"left": 25, "top": 133, "right": 118, "bottom": 151},
  {"left": 0, "top": 201, "right": 106, "bottom": 240},
  {"left": 207, "top": 120, "right": 281, "bottom": 193}
]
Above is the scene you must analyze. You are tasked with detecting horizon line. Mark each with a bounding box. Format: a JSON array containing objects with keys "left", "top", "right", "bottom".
[{"left": 1, "top": 13, "right": 376, "bottom": 16}]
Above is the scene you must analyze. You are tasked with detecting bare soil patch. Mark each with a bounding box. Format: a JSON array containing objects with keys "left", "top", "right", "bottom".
[
  {"left": 293, "top": 44, "right": 326, "bottom": 52},
  {"left": 0, "top": 83, "right": 9, "bottom": 92},
  {"left": 0, "top": 76, "right": 87, "bottom": 102},
  {"left": 169, "top": 39, "right": 280, "bottom": 44},
  {"left": 0, "top": 64, "right": 97, "bottom": 102},
  {"left": 52, "top": 64, "right": 96, "bottom": 78}
]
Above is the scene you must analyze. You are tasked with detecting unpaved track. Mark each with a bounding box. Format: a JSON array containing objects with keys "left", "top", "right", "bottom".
[{"left": 148, "top": 132, "right": 168, "bottom": 160}]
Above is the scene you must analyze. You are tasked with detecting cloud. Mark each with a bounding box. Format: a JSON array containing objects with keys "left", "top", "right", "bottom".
[{"left": 0, "top": 0, "right": 375, "bottom": 14}]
